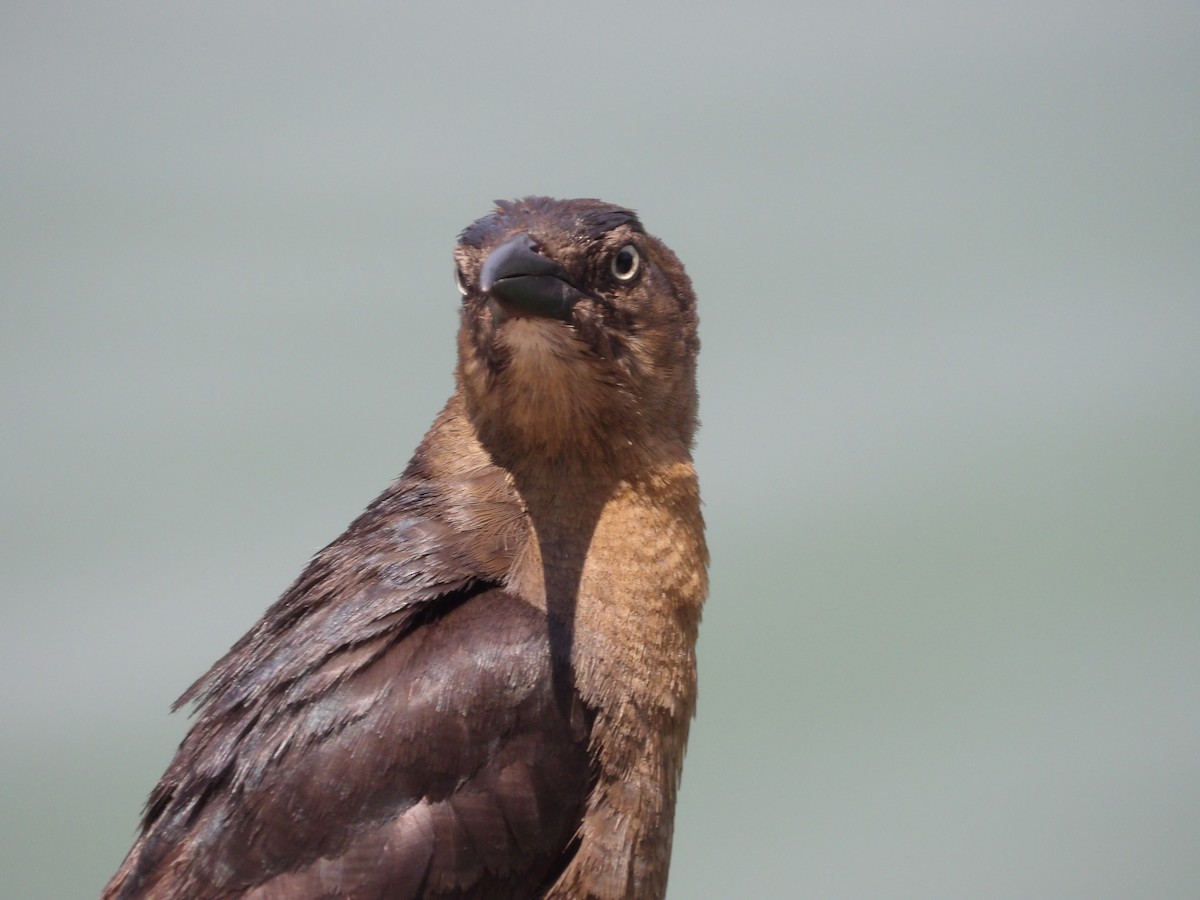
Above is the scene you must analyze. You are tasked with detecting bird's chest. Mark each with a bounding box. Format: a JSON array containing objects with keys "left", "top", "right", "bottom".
[
  {"left": 510, "top": 471, "right": 707, "bottom": 730},
  {"left": 500, "top": 464, "right": 707, "bottom": 899}
]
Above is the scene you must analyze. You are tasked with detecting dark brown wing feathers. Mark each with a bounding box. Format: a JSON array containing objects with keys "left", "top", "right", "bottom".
[{"left": 108, "top": 427, "right": 593, "bottom": 899}]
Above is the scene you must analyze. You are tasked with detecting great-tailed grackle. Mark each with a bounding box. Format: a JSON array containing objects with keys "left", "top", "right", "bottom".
[{"left": 104, "top": 197, "right": 708, "bottom": 900}]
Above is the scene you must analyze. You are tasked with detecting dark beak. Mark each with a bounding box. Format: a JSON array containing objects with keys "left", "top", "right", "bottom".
[{"left": 479, "top": 233, "right": 587, "bottom": 321}]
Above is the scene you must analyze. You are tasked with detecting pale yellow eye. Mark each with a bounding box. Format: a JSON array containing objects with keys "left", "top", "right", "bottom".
[{"left": 610, "top": 245, "right": 640, "bottom": 282}]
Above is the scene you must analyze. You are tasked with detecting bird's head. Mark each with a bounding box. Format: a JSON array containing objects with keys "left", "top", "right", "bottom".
[{"left": 453, "top": 197, "right": 699, "bottom": 471}]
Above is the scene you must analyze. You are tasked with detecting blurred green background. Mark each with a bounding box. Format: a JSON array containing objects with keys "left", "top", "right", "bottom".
[{"left": 4, "top": 3, "right": 1198, "bottom": 897}]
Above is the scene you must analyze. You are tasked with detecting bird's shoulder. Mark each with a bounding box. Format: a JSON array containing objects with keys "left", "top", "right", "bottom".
[{"left": 107, "top": 447, "right": 593, "bottom": 899}]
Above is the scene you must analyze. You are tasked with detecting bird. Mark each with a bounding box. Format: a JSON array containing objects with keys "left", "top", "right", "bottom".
[{"left": 103, "top": 196, "right": 708, "bottom": 900}]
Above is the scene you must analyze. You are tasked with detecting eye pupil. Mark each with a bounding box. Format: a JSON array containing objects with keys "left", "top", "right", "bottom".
[{"left": 611, "top": 245, "right": 640, "bottom": 281}]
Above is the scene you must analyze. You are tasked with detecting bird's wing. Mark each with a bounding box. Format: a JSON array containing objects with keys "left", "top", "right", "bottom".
[{"left": 105, "top": 462, "right": 593, "bottom": 899}]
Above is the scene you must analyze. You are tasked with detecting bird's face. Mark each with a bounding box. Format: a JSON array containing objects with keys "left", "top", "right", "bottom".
[{"left": 453, "top": 198, "right": 699, "bottom": 469}]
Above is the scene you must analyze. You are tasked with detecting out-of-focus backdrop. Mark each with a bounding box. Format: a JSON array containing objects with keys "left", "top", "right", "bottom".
[{"left": 4, "top": 3, "right": 1198, "bottom": 897}]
